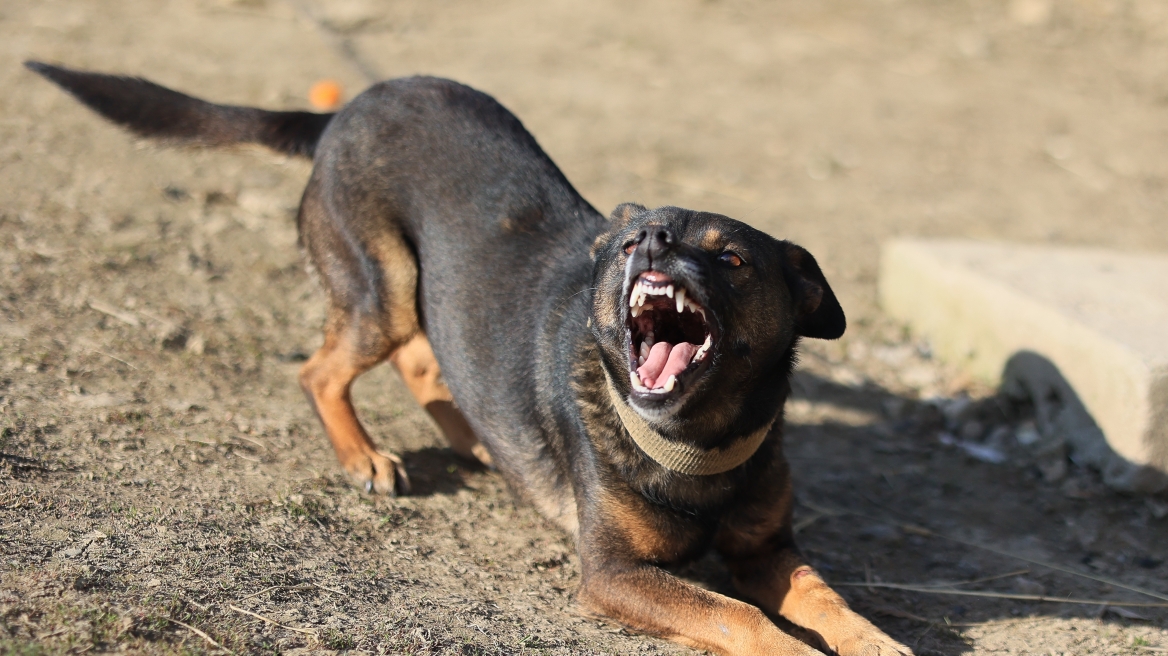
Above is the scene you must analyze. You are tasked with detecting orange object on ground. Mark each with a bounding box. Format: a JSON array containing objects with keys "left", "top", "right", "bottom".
[{"left": 308, "top": 80, "right": 343, "bottom": 110}]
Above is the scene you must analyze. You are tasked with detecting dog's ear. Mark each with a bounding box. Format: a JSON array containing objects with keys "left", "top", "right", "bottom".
[
  {"left": 609, "top": 202, "right": 648, "bottom": 228},
  {"left": 780, "top": 242, "right": 845, "bottom": 339}
]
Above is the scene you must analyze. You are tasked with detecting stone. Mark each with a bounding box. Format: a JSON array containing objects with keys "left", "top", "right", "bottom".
[{"left": 879, "top": 239, "right": 1168, "bottom": 492}]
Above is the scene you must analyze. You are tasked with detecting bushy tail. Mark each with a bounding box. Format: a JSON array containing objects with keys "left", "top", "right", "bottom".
[{"left": 25, "top": 61, "right": 333, "bottom": 158}]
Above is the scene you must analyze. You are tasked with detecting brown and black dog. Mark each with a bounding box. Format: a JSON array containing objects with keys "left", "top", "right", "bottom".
[{"left": 28, "top": 61, "right": 911, "bottom": 655}]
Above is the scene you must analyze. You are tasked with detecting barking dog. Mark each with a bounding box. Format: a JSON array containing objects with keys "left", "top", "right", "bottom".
[{"left": 29, "top": 61, "right": 911, "bottom": 655}]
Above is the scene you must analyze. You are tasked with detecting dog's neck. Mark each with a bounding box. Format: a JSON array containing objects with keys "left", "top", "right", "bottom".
[{"left": 603, "top": 371, "right": 775, "bottom": 475}]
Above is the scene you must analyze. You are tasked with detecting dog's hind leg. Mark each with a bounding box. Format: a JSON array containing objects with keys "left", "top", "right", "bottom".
[
  {"left": 388, "top": 334, "right": 493, "bottom": 467},
  {"left": 299, "top": 317, "right": 410, "bottom": 494},
  {"left": 296, "top": 174, "right": 427, "bottom": 494}
]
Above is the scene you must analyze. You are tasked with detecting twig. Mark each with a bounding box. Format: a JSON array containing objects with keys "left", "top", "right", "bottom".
[
  {"left": 239, "top": 584, "right": 314, "bottom": 601},
  {"left": 314, "top": 582, "right": 343, "bottom": 595},
  {"left": 834, "top": 581, "right": 1168, "bottom": 607},
  {"left": 923, "top": 527, "right": 1168, "bottom": 603},
  {"left": 791, "top": 512, "right": 822, "bottom": 534},
  {"left": 239, "top": 582, "right": 343, "bottom": 601},
  {"left": 89, "top": 349, "right": 138, "bottom": 371},
  {"left": 88, "top": 299, "right": 140, "bottom": 327},
  {"left": 228, "top": 605, "right": 318, "bottom": 637},
  {"left": 868, "top": 604, "right": 1037, "bottom": 628},
  {"left": 235, "top": 435, "right": 269, "bottom": 452},
  {"left": 807, "top": 496, "right": 1168, "bottom": 603},
  {"left": 168, "top": 617, "right": 231, "bottom": 653},
  {"left": 909, "top": 569, "right": 1030, "bottom": 590}
]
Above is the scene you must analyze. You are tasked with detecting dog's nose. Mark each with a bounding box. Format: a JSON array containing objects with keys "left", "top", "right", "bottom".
[{"left": 633, "top": 224, "right": 676, "bottom": 263}]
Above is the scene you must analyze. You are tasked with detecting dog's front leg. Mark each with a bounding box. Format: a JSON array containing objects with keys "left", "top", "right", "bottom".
[
  {"left": 577, "top": 558, "right": 824, "bottom": 656},
  {"left": 725, "top": 549, "right": 913, "bottom": 656}
]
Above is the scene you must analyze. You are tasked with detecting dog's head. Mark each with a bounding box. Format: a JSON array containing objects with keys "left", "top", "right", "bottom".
[{"left": 590, "top": 203, "right": 844, "bottom": 433}]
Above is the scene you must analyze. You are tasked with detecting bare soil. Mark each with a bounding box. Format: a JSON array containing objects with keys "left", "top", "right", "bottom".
[{"left": 2, "top": 0, "right": 1167, "bottom": 654}]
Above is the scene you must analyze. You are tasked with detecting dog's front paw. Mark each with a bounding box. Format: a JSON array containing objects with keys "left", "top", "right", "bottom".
[
  {"left": 342, "top": 449, "right": 411, "bottom": 495},
  {"left": 832, "top": 633, "right": 913, "bottom": 656}
]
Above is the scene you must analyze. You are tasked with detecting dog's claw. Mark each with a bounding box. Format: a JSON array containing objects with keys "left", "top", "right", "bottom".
[
  {"left": 833, "top": 636, "right": 914, "bottom": 656},
  {"left": 345, "top": 449, "right": 410, "bottom": 496}
]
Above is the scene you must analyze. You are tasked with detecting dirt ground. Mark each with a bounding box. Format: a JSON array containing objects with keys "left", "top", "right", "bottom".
[{"left": 3, "top": 0, "right": 1168, "bottom": 654}]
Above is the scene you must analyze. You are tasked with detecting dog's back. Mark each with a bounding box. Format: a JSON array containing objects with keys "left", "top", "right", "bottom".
[{"left": 28, "top": 62, "right": 604, "bottom": 513}]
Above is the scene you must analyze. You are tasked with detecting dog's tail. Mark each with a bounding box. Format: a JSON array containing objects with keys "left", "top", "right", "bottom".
[{"left": 25, "top": 61, "right": 333, "bottom": 159}]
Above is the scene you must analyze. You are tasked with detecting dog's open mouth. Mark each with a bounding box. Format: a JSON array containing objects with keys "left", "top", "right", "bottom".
[{"left": 625, "top": 271, "right": 715, "bottom": 400}]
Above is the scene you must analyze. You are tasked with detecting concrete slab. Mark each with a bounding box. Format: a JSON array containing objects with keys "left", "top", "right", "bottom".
[{"left": 878, "top": 238, "right": 1168, "bottom": 489}]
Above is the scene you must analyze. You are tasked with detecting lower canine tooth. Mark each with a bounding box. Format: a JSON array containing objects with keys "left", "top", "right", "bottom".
[{"left": 663, "top": 375, "right": 677, "bottom": 392}]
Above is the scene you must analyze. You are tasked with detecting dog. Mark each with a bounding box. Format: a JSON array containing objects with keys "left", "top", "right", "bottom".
[{"left": 28, "top": 61, "right": 911, "bottom": 655}]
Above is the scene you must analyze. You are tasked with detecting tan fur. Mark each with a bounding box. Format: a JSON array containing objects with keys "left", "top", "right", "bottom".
[
  {"left": 701, "top": 228, "right": 723, "bottom": 250},
  {"left": 578, "top": 563, "right": 823, "bottom": 656},
  {"left": 298, "top": 197, "right": 489, "bottom": 491},
  {"left": 389, "top": 335, "right": 492, "bottom": 466}
]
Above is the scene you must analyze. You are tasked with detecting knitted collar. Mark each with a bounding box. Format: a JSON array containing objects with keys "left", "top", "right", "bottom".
[{"left": 603, "top": 371, "right": 775, "bottom": 476}]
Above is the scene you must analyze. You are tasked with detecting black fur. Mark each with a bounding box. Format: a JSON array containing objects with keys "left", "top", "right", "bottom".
[
  {"left": 27, "top": 61, "right": 883, "bottom": 654},
  {"left": 25, "top": 61, "right": 332, "bottom": 157}
]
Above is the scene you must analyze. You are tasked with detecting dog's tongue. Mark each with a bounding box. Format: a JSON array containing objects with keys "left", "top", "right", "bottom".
[{"left": 637, "top": 341, "right": 698, "bottom": 389}]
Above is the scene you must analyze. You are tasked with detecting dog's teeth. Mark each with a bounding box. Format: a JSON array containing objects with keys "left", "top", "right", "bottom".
[
  {"left": 693, "top": 334, "right": 713, "bottom": 362},
  {"left": 675, "top": 288, "right": 686, "bottom": 313},
  {"left": 638, "top": 356, "right": 645, "bottom": 366},
  {"left": 630, "top": 371, "right": 647, "bottom": 391},
  {"left": 663, "top": 375, "right": 677, "bottom": 392},
  {"left": 645, "top": 335, "right": 654, "bottom": 349},
  {"left": 630, "top": 304, "right": 642, "bottom": 318},
  {"left": 640, "top": 342, "right": 650, "bottom": 361},
  {"left": 666, "top": 285, "right": 674, "bottom": 298}
]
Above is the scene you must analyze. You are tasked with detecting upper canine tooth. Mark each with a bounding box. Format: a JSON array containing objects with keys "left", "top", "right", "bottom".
[
  {"left": 675, "top": 288, "right": 686, "bottom": 313},
  {"left": 666, "top": 285, "right": 674, "bottom": 298},
  {"left": 630, "top": 304, "right": 642, "bottom": 317}
]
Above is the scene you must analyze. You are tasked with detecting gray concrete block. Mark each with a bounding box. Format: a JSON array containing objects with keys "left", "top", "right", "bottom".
[{"left": 879, "top": 238, "right": 1168, "bottom": 490}]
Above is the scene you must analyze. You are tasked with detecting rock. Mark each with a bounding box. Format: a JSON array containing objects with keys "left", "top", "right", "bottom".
[
  {"left": 960, "top": 420, "right": 985, "bottom": 441},
  {"left": 879, "top": 239, "right": 1168, "bottom": 494},
  {"left": 1036, "top": 456, "right": 1068, "bottom": 483},
  {"left": 1015, "top": 422, "right": 1041, "bottom": 446}
]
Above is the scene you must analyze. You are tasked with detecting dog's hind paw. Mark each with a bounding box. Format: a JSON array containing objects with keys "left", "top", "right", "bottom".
[{"left": 345, "top": 449, "right": 411, "bottom": 496}]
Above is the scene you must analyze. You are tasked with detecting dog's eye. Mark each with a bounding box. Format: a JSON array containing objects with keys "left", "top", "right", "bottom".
[
  {"left": 719, "top": 251, "right": 743, "bottom": 267},
  {"left": 623, "top": 241, "right": 637, "bottom": 255}
]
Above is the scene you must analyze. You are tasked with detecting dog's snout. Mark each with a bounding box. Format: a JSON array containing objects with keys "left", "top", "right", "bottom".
[{"left": 634, "top": 224, "right": 676, "bottom": 263}]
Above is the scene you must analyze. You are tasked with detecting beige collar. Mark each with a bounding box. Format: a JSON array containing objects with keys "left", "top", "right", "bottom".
[{"left": 603, "top": 371, "right": 775, "bottom": 476}]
